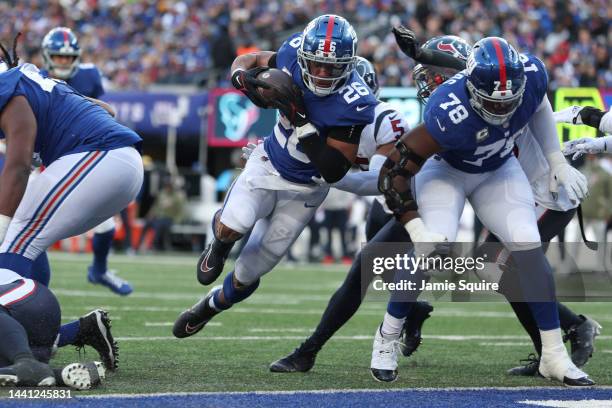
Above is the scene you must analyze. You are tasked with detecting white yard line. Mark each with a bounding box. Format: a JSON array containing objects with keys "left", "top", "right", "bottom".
[
  {"left": 144, "top": 321, "right": 221, "bottom": 327},
  {"left": 69, "top": 386, "right": 612, "bottom": 400}
]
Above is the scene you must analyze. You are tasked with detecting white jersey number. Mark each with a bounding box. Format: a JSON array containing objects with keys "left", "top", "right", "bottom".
[{"left": 21, "top": 65, "right": 58, "bottom": 93}]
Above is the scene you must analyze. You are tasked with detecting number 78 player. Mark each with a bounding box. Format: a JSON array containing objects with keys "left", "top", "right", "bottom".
[{"left": 375, "top": 37, "right": 592, "bottom": 385}]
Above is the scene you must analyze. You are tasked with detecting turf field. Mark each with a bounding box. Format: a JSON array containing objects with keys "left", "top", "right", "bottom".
[{"left": 3, "top": 252, "right": 612, "bottom": 406}]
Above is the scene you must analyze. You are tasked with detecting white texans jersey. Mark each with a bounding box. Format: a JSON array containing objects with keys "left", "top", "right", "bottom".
[
  {"left": 356, "top": 101, "right": 408, "bottom": 171},
  {"left": 515, "top": 129, "right": 576, "bottom": 211}
]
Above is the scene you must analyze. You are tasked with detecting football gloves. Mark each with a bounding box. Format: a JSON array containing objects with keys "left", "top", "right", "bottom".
[
  {"left": 547, "top": 151, "right": 588, "bottom": 204},
  {"left": 392, "top": 25, "right": 421, "bottom": 60},
  {"left": 231, "top": 67, "right": 271, "bottom": 108},
  {"left": 272, "top": 84, "right": 309, "bottom": 127},
  {"left": 563, "top": 136, "right": 611, "bottom": 160}
]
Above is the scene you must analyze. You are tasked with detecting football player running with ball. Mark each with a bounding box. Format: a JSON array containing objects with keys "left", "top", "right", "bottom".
[
  {"left": 173, "top": 15, "right": 377, "bottom": 342},
  {"left": 369, "top": 36, "right": 592, "bottom": 386}
]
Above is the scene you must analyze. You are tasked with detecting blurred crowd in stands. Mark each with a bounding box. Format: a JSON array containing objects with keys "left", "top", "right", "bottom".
[{"left": 2, "top": 0, "right": 609, "bottom": 90}]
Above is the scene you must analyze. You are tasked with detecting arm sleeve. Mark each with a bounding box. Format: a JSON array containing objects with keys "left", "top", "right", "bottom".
[
  {"left": 417, "top": 49, "right": 466, "bottom": 71},
  {"left": 528, "top": 96, "right": 562, "bottom": 156},
  {"left": 332, "top": 154, "right": 387, "bottom": 196},
  {"left": 601, "top": 110, "right": 612, "bottom": 134}
]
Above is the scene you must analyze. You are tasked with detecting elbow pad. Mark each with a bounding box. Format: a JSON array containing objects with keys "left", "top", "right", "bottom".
[{"left": 298, "top": 133, "right": 352, "bottom": 183}]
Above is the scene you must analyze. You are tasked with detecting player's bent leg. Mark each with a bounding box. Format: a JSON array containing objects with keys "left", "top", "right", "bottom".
[
  {"left": 197, "top": 211, "right": 244, "bottom": 286},
  {"left": 472, "top": 158, "right": 593, "bottom": 386},
  {"left": 197, "top": 160, "right": 276, "bottom": 286}
]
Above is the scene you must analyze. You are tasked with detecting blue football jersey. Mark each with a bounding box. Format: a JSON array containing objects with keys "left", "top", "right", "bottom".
[
  {"left": 424, "top": 54, "right": 548, "bottom": 173},
  {"left": 41, "top": 63, "right": 105, "bottom": 98},
  {"left": 263, "top": 33, "right": 377, "bottom": 184},
  {"left": 0, "top": 64, "right": 141, "bottom": 166}
]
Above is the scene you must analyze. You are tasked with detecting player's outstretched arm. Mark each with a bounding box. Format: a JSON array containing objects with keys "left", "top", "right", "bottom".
[
  {"left": 392, "top": 26, "right": 466, "bottom": 70},
  {"left": 529, "top": 98, "right": 588, "bottom": 204},
  {"left": 0, "top": 96, "right": 36, "bottom": 241},
  {"left": 554, "top": 106, "right": 611, "bottom": 133}
]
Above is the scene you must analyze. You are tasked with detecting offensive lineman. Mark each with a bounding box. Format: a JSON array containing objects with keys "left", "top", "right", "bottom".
[{"left": 370, "top": 36, "right": 592, "bottom": 386}]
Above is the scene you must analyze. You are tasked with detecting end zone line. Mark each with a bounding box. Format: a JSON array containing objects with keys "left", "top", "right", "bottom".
[{"left": 68, "top": 386, "right": 612, "bottom": 400}]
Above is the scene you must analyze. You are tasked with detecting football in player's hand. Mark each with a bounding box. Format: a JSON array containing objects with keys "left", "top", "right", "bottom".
[{"left": 255, "top": 68, "right": 298, "bottom": 105}]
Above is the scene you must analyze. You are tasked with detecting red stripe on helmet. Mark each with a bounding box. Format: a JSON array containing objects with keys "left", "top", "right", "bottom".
[
  {"left": 323, "top": 15, "right": 335, "bottom": 53},
  {"left": 62, "top": 30, "right": 69, "bottom": 44},
  {"left": 491, "top": 38, "right": 507, "bottom": 92}
]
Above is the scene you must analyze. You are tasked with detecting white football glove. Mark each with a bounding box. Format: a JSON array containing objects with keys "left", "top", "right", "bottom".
[
  {"left": 553, "top": 105, "right": 585, "bottom": 125},
  {"left": 562, "top": 136, "right": 611, "bottom": 160},
  {"left": 547, "top": 151, "right": 588, "bottom": 204},
  {"left": 404, "top": 218, "right": 449, "bottom": 258}
]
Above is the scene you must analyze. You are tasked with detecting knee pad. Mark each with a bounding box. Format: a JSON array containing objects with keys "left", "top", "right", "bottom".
[{"left": 222, "top": 271, "right": 260, "bottom": 305}]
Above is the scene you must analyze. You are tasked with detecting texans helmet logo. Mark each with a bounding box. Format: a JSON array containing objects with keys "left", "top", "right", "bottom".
[{"left": 437, "top": 41, "right": 464, "bottom": 59}]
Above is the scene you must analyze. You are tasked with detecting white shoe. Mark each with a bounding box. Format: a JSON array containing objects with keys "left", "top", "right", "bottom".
[
  {"left": 61, "top": 361, "right": 106, "bottom": 390},
  {"left": 539, "top": 350, "right": 594, "bottom": 386},
  {"left": 370, "top": 325, "right": 400, "bottom": 382}
]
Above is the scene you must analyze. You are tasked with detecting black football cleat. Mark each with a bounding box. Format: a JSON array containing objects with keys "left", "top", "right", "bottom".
[
  {"left": 399, "top": 301, "right": 433, "bottom": 357},
  {"left": 173, "top": 287, "right": 221, "bottom": 338},
  {"left": 269, "top": 343, "right": 318, "bottom": 373},
  {"left": 74, "top": 309, "right": 119, "bottom": 371},
  {"left": 0, "top": 358, "right": 55, "bottom": 387},
  {"left": 507, "top": 353, "right": 540, "bottom": 376},
  {"left": 196, "top": 239, "right": 234, "bottom": 286},
  {"left": 564, "top": 315, "right": 602, "bottom": 367}
]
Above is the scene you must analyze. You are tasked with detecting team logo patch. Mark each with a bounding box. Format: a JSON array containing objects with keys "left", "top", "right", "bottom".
[{"left": 476, "top": 128, "right": 489, "bottom": 142}]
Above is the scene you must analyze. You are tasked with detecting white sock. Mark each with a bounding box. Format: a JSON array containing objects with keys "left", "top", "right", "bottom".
[
  {"left": 540, "top": 328, "right": 565, "bottom": 355},
  {"left": 208, "top": 290, "right": 222, "bottom": 311},
  {"left": 380, "top": 312, "right": 405, "bottom": 340}
]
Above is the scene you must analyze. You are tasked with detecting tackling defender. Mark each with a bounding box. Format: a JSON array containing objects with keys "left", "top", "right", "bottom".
[
  {"left": 370, "top": 36, "right": 592, "bottom": 386},
  {"left": 173, "top": 15, "right": 377, "bottom": 343},
  {"left": 0, "top": 269, "right": 105, "bottom": 389},
  {"left": 270, "top": 56, "right": 434, "bottom": 372}
]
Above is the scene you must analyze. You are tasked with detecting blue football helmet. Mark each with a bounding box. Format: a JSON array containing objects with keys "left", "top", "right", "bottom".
[
  {"left": 42, "top": 27, "right": 81, "bottom": 79},
  {"left": 298, "top": 15, "right": 357, "bottom": 96},
  {"left": 465, "top": 37, "right": 525, "bottom": 126},
  {"left": 355, "top": 56, "right": 379, "bottom": 97},
  {"left": 413, "top": 35, "right": 472, "bottom": 105}
]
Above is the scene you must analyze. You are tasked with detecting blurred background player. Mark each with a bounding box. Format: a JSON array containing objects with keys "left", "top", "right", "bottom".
[
  {"left": 37, "top": 27, "right": 132, "bottom": 296},
  {"left": 173, "top": 14, "right": 378, "bottom": 344},
  {"left": 270, "top": 56, "right": 433, "bottom": 373}
]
